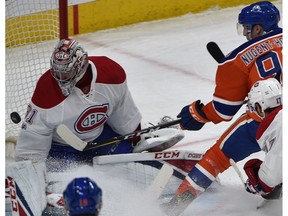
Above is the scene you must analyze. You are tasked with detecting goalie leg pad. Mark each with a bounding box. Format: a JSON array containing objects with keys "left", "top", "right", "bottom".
[
  {"left": 6, "top": 161, "right": 47, "bottom": 216},
  {"left": 133, "top": 128, "right": 184, "bottom": 153}
]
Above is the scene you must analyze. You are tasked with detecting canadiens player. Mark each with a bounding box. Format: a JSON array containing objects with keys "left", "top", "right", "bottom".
[
  {"left": 10, "top": 39, "right": 183, "bottom": 215},
  {"left": 63, "top": 177, "right": 103, "bottom": 216},
  {"left": 244, "top": 78, "right": 282, "bottom": 199},
  {"left": 15, "top": 38, "right": 142, "bottom": 170},
  {"left": 14, "top": 38, "right": 182, "bottom": 171},
  {"left": 164, "top": 1, "right": 282, "bottom": 215}
]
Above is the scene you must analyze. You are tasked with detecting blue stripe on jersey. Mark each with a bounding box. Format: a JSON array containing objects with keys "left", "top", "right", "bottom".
[
  {"left": 187, "top": 166, "right": 213, "bottom": 189},
  {"left": 221, "top": 28, "right": 282, "bottom": 63},
  {"left": 221, "top": 119, "right": 260, "bottom": 162},
  {"left": 213, "top": 100, "right": 243, "bottom": 117}
]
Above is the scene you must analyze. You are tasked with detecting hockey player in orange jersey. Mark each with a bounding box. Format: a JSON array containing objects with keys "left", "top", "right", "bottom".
[{"left": 164, "top": 1, "right": 282, "bottom": 215}]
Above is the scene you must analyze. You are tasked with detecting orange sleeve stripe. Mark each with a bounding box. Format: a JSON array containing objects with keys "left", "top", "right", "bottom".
[
  {"left": 202, "top": 102, "right": 226, "bottom": 124},
  {"left": 197, "top": 144, "right": 230, "bottom": 176}
]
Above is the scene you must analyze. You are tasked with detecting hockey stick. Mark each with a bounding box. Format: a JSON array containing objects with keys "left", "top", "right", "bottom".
[
  {"left": 229, "top": 159, "right": 270, "bottom": 210},
  {"left": 256, "top": 199, "right": 269, "bottom": 210},
  {"left": 206, "top": 41, "right": 225, "bottom": 63},
  {"left": 206, "top": 42, "right": 249, "bottom": 105},
  {"left": 146, "top": 163, "right": 174, "bottom": 198},
  {"left": 93, "top": 150, "right": 203, "bottom": 165},
  {"left": 229, "top": 159, "right": 246, "bottom": 188},
  {"left": 57, "top": 119, "right": 181, "bottom": 151}
]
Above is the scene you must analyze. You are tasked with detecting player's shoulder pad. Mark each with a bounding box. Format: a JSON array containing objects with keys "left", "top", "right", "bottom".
[
  {"left": 223, "top": 28, "right": 282, "bottom": 62},
  {"left": 31, "top": 70, "right": 67, "bottom": 109},
  {"left": 256, "top": 105, "right": 282, "bottom": 140},
  {"left": 89, "top": 56, "right": 126, "bottom": 84}
]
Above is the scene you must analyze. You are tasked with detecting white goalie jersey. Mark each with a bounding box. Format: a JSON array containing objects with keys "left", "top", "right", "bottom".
[{"left": 15, "top": 56, "right": 141, "bottom": 162}]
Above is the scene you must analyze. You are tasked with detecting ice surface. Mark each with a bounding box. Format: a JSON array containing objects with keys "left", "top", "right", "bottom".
[{"left": 5, "top": 1, "right": 284, "bottom": 215}]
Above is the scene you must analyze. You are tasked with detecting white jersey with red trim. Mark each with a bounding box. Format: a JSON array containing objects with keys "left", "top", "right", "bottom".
[
  {"left": 256, "top": 106, "right": 282, "bottom": 188},
  {"left": 15, "top": 56, "right": 141, "bottom": 162}
]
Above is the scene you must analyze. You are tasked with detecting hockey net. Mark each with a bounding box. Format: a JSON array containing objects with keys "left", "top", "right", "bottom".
[{"left": 5, "top": 0, "right": 65, "bottom": 139}]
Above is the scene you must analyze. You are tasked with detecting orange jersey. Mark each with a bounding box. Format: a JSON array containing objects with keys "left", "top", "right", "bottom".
[{"left": 203, "top": 28, "right": 282, "bottom": 123}]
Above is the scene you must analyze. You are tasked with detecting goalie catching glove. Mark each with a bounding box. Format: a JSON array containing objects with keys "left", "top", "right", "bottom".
[
  {"left": 177, "top": 100, "right": 209, "bottom": 130},
  {"left": 244, "top": 159, "right": 273, "bottom": 196}
]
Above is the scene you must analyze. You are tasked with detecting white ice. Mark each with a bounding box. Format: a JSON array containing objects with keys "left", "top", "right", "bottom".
[{"left": 4, "top": 1, "right": 285, "bottom": 215}]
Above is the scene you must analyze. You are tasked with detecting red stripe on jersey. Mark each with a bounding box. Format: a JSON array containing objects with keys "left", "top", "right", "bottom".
[
  {"left": 31, "top": 56, "right": 127, "bottom": 109},
  {"left": 89, "top": 56, "right": 126, "bottom": 84},
  {"left": 256, "top": 106, "right": 282, "bottom": 140},
  {"left": 32, "top": 70, "right": 67, "bottom": 109}
]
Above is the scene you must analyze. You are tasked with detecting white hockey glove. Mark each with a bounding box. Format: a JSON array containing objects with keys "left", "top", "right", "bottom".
[{"left": 133, "top": 128, "right": 184, "bottom": 153}]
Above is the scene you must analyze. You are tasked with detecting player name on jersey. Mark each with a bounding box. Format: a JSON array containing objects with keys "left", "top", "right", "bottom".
[{"left": 240, "top": 35, "right": 282, "bottom": 66}]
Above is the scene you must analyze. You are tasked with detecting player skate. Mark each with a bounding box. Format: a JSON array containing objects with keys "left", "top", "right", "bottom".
[{"left": 160, "top": 177, "right": 198, "bottom": 216}]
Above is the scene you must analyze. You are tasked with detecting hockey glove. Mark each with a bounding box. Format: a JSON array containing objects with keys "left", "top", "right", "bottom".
[
  {"left": 177, "top": 100, "right": 209, "bottom": 131},
  {"left": 244, "top": 159, "right": 273, "bottom": 195}
]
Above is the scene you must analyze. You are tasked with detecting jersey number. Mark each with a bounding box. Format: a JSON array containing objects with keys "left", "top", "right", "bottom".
[
  {"left": 25, "top": 104, "right": 38, "bottom": 125},
  {"left": 256, "top": 51, "right": 281, "bottom": 79}
]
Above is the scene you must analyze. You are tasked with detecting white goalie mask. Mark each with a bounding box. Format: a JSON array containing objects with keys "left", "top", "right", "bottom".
[
  {"left": 248, "top": 78, "right": 282, "bottom": 116},
  {"left": 50, "top": 39, "right": 89, "bottom": 96}
]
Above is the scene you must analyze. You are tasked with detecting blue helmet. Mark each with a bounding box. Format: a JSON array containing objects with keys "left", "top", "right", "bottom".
[
  {"left": 63, "top": 177, "right": 102, "bottom": 216},
  {"left": 238, "top": 1, "right": 280, "bottom": 32}
]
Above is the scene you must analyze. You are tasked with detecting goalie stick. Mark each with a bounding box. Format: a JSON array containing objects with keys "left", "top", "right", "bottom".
[
  {"left": 93, "top": 150, "right": 203, "bottom": 165},
  {"left": 57, "top": 118, "right": 181, "bottom": 151},
  {"left": 147, "top": 163, "right": 174, "bottom": 198},
  {"left": 206, "top": 41, "right": 225, "bottom": 63}
]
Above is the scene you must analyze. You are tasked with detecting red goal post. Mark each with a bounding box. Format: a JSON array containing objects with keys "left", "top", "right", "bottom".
[{"left": 5, "top": 0, "right": 68, "bottom": 139}]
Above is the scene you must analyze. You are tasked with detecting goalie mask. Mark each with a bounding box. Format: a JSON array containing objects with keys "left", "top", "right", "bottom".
[
  {"left": 248, "top": 78, "right": 282, "bottom": 118},
  {"left": 63, "top": 177, "right": 102, "bottom": 216},
  {"left": 51, "top": 38, "right": 89, "bottom": 96}
]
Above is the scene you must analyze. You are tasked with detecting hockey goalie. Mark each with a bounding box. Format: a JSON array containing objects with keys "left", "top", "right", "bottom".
[{"left": 5, "top": 38, "right": 205, "bottom": 215}]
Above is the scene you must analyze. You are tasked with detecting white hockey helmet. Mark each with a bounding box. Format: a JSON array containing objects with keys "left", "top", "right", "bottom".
[
  {"left": 50, "top": 38, "right": 88, "bottom": 96},
  {"left": 248, "top": 78, "right": 282, "bottom": 114}
]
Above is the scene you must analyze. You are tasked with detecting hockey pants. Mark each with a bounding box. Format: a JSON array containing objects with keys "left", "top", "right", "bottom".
[{"left": 181, "top": 113, "right": 261, "bottom": 195}]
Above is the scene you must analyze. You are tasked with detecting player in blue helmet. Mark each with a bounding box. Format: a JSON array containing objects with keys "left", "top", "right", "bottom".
[
  {"left": 237, "top": 1, "right": 280, "bottom": 40},
  {"left": 63, "top": 177, "right": 103, "bottom": 216}
]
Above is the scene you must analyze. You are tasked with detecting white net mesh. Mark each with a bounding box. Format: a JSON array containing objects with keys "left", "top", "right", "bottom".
[{"left": 5, "top": 0, "right": 60, "bottom": 138}]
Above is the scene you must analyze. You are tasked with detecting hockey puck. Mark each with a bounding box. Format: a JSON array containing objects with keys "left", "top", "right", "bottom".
[{"left": 10, "top": 112, "right": 21, "bottom": 124}]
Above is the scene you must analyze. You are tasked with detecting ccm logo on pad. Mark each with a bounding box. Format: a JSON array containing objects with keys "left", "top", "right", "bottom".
[{"left": 154, "top": 151, "right": 202, "bottom": 159}]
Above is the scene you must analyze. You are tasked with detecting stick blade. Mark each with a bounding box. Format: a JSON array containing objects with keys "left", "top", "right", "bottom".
[
  {"left": 206, "top": 41, "right": 225, "bottom": 63},
  {"left": 146, "top": 163, "right": 174, "bottom": 198},
  {"left": 56, "top": 124, "right": 86, "bottom": 151}
]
